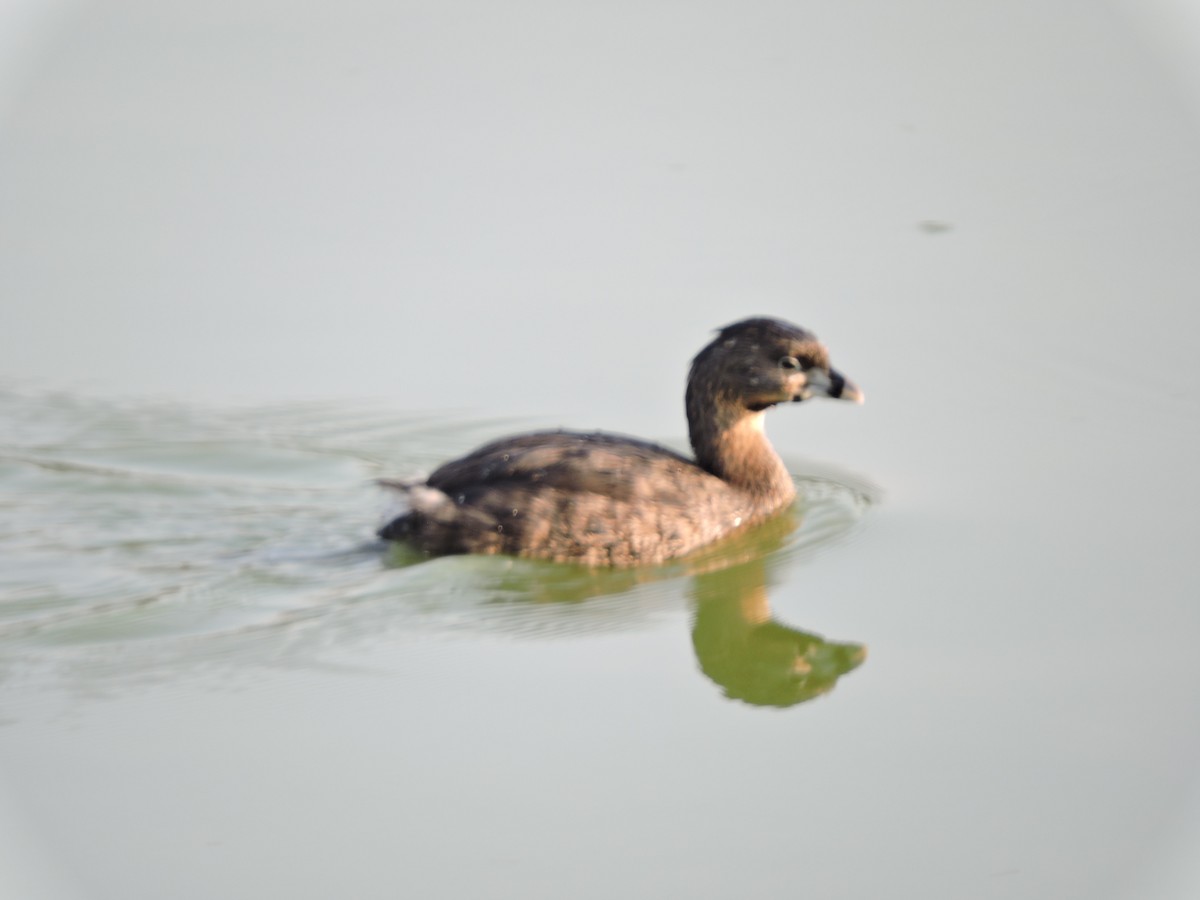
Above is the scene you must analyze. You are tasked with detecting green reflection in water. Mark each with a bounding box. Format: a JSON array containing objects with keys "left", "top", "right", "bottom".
[
  {"left": 385, "top": 505, "right": 867, "bottom": 709},
  {"left": 690, "top": 557, "right": 865, "bottom": 708}
]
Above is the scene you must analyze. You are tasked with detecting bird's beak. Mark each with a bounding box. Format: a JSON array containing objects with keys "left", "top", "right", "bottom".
[
  {"left": 798, "top": 367, "right": 865, "bottom": 404},
  {"left": 831, "top": 368, "right": 865, "bottom": 404}
]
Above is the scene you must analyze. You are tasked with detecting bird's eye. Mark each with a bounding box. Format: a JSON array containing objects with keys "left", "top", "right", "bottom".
[{"left": 779, "top": 356, "right": 801, "bottom": 370}]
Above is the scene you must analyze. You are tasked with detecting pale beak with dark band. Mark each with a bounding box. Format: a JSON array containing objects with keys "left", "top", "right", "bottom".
[
  {"left": 795, "top": 367, "right": 865, "bottom": 404},
  {"left": 831, "top": 368, "right": 865, "bottom": 404}
]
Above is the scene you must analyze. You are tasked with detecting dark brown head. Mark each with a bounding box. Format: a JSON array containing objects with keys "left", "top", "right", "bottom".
[{"left": 686, "top": 317, "right": 863, "bottom": 420}]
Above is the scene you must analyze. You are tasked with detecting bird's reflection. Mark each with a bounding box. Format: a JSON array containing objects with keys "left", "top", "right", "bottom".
[
  {"left": 690, "top": 554, "right": 865, "bottom": 708},
  {"left": 399, "top": 506, "right": 868, "bottom": 709}
]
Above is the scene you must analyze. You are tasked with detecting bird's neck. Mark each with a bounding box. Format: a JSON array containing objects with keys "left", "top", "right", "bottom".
[{"left": 688, "top": 405, "right": 795, "bottom": 507}]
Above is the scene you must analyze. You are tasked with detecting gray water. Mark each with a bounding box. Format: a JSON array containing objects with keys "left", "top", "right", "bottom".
[{"left": 3, "top": 2, "right": 1200, "bottom": 898}]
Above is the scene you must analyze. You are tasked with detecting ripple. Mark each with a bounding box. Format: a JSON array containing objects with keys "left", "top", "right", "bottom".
[{"left": 0, "top": 389, "right": 877, "bottom": 699}]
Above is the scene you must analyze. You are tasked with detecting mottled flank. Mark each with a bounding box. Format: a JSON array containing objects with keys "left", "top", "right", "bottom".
[
  {"left": 379, "top": 317, "right": 862, "bottom": 566},
  {"left": 379, "top": 432, "right": 755, "bottom": 566}
]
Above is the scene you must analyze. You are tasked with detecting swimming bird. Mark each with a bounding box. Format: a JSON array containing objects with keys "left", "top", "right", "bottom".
[{"left": 379, "top": 317, "right": 862, "bottom": 566}]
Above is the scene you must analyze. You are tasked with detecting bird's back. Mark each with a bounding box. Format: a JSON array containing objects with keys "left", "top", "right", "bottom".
[{"left": 379, "top": 430, "right": 770, "bottom": 566}]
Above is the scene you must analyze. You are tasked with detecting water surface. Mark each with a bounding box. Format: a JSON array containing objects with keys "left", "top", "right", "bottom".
[
  {"left": 0, "top": 389, "right": 874, "bottom": 709},
  {"left": 3, "top": 2, "right": 1200, "bottom": 899}
]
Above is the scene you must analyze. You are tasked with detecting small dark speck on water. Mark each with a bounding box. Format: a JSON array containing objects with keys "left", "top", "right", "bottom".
[{"left": 918, "top": 220, "right": 953, "bottom": 235}]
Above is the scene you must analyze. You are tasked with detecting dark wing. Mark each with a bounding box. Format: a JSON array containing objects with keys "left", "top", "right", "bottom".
[{"left": 425, "top": 430, "right": 707, "bottom": 505}]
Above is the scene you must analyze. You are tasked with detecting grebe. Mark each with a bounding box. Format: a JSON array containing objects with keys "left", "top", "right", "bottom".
[{"left": 379, "top": 317, "right": 862, "bottom": 566}]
